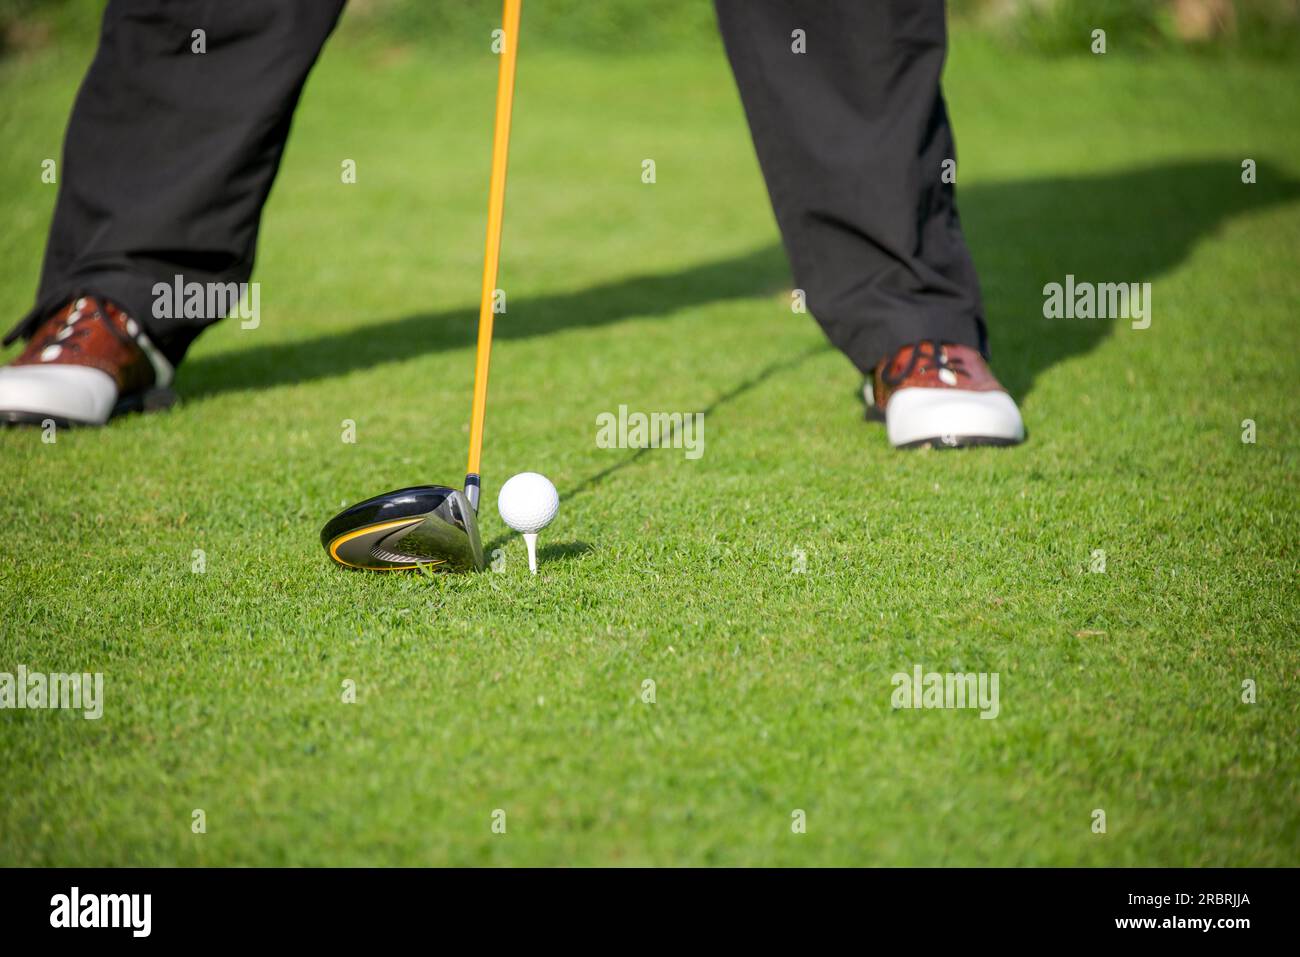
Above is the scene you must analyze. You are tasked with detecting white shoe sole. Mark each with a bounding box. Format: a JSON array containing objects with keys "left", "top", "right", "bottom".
[
  {"left": 885, "top": 387, "right": 1026, "bottom": 449},
  {"left": 0, "top": 364, "right": 120, "bottom": 426}
]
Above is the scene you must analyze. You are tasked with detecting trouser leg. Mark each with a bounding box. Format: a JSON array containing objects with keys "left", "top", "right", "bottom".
[
  {"left": 6, "top": 0, "right": 347, "bottom": 365},
  {"left": 715, "top": 0, "right": 986, "bottom": 374}
]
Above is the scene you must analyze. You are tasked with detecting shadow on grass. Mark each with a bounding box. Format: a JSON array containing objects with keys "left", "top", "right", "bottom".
[
  {"left": 536, "top": 541, "right": 595, "bottom": 561},
  {"left": 480, "top": 535, "right": 599, "bottom": 563},
  {"left": 181, "top": 243, "right": 791, "bottom": 397},
  {"left": 182, "top": 159, "right": 1300, "bottom": 404},
  {"left": 560, "top": 341, "right": 828, "bottom": 504},
  {"left": 967, "top": 158, "right": 1300, "bottom": 399},
  {"left": 482, "top": 341, "right": 827, "bottom": 551}
]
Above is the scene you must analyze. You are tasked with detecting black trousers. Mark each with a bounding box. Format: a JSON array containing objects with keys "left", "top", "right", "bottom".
[{"left": 7, "top": 0, "right": 985, "bottom": 375}]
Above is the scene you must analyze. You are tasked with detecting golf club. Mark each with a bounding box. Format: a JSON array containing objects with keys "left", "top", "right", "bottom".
[{"left": 320, "top": 0, "right": 522, "bottom": 572}]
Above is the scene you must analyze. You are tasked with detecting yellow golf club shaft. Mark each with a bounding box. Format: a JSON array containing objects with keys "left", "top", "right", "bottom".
[{"left": 465, "top": 0, "right": 522, "bottom": 501}]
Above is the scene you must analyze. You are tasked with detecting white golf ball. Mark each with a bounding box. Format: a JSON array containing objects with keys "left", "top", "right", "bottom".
[{"left": 497, "top": 472, "right": 559, "bottom": 534}]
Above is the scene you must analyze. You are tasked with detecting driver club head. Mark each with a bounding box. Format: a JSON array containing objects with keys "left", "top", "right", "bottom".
[{"left": 321, "top": 485, "right": 485, "bottom": 573}]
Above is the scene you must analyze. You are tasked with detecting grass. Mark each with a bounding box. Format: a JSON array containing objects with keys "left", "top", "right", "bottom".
[{"left": 0, "top": 27, "right": 1297, "bottom": 866}]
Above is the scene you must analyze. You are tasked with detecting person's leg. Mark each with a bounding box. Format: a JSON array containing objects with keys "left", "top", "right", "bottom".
[
  {"left": 714, "top": 0, "right": 984, "bottom": 376},
  {"left": 3, "top": 0, "right": 347, "bottom": 366}
]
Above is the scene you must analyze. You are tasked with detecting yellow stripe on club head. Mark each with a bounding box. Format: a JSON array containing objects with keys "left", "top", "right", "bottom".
[{"left": 328, "top": 518, "right": 449, "bottom": 571}]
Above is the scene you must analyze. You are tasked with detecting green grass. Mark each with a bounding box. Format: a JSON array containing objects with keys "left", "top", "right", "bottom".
[{"left": 1, "top": 28, "right": 1298, "bottom": 866}]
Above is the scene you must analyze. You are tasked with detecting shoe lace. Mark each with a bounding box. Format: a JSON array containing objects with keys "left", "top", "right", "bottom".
[
  {"left": 32, "top": 299, "right": 136, "bottom": 357},
  {"left": 881, "top": 339, "right": 967, "bottom": 387},
  {"left": 32, "top": 301, "right": 98, "bottom": 356}
]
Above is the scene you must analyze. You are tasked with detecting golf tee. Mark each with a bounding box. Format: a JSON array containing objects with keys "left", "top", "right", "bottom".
[{"left": 524, "top": 533, "right": 538, "bottom": 574}]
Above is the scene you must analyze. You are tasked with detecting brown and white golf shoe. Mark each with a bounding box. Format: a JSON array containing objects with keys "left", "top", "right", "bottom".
[
  {"left": 0, "top": 297, "right": 174, "bottom": 426},
  {"left": 865, "top": 340, "right": 1025, "bottom": 449}
]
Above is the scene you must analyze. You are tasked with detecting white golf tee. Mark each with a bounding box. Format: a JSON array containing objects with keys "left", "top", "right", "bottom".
[{"left": 523, "top": 532, "right": 538, "bottom": 574}]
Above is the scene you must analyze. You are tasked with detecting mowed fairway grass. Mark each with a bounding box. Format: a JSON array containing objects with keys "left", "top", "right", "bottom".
[{"left": 1, "top": 28, "right": 1298, "bottom": 866}]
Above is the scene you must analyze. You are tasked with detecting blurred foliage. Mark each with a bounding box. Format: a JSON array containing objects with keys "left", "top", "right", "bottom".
[
  {"left": 952, "top": 0, "right": 1300, "bottom": 57},
  {"left": 0, "top": 0, "right": 87, "bottom": 56},
  {"left": 2, "top": 0, "right": 1297, "bottom": 59},
  {"left": 344, "top": 0, "right": 721, "bottom": 53}
]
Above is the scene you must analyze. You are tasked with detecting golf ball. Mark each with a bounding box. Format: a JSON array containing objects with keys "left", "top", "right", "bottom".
[{"left": 497, "top": 472, "right": 559, "bottom": 534}]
